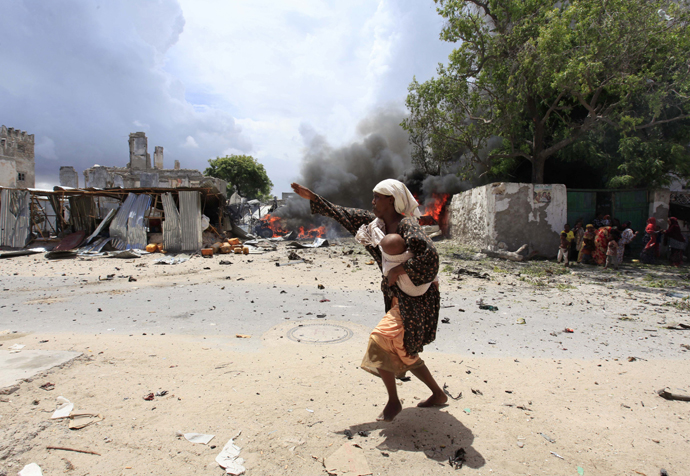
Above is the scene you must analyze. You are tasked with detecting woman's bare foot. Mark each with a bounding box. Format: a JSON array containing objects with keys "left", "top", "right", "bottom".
[
  {"left": 376, "top": 400, "right": 402, "bottom": 421},
  {"left": 417, "top": 392, "right": 448, "bottom": 407}
]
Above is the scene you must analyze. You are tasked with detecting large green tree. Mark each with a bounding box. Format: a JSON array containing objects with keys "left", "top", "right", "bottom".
[
  {"left": 403, "top": 0, "right": 690, "bottom": 185},
  {"left": 204, "top": 155, "right": 273, "bottom": 200}
]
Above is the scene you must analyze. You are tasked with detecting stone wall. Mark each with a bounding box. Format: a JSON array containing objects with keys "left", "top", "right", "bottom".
[
  {"left": 448, "top": 182, "right": 567, "bottom": 257},
  {"left": 59, "top": 166, "right": 79, "bottom": 188},
  {"left": 0, "top": 125, "right": 35, "bottom": 188}
]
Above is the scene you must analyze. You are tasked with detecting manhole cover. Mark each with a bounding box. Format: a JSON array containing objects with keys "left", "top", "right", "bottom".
[{"left": 286, "top": 323, "right": 353, "bottom": 344}]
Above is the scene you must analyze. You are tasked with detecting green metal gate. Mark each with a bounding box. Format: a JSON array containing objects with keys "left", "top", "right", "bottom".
[{"left": 567, "top": 191, "right": 596, "bottom": 227}]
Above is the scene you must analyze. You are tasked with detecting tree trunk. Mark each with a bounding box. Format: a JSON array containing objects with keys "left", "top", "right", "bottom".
[{"left": 531, "top": 155, "right": 545, "bottom": 184}]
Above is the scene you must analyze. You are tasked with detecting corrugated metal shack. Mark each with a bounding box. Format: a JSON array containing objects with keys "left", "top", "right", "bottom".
[{"left": 0, "top": 186, "right": 225, "bottom": 251}]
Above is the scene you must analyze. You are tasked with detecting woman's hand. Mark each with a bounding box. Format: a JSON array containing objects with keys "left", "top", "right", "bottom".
[
  {"left": 387, "top": 265, "right": 406, "bottom": 287},
  {"left": 291, "top": 183, "right": 317, "bottom": 201}
]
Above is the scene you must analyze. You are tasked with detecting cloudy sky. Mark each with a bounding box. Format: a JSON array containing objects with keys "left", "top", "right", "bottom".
[{"left": 0, "top": 0, "right": 455, "bottom": 193}]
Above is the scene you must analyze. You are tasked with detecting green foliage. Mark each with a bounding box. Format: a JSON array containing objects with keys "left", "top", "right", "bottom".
[
  {"left": 204, "top": 155, "right": 274, "bottom": 200},
  {"left": 403, "top": 0, "right": 690, "bottom": 185}
]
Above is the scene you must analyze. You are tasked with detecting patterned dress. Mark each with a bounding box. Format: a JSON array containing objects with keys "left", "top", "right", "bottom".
[
  {"left": 310, "top": 194, "right": 440, "bottom": 356},
  {"left": 592, "top": 226, "right": 612, "bottom": 266}
]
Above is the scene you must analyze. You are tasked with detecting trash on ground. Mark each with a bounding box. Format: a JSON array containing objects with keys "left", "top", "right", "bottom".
[
  {"left": 51, "top": 396, "right": 74, "bottom": 419},
  {"left": 479, "top": 304, "right": 498, "bottom": 311},
  {"left": 324, "top": 442, "right": 372, "bottom": 476},
  {"left": 216, "top": 431, "right": 246, "bottom": 475},
  {"left": 287, "top": 237, "right": 329, "bottom": 249},
  {"left": 448, "top": 448, "right": 466, "bottom": 469},
  {"left": 18, "top": 463, "right": 43, "bottom": 476},
  {"left": 154, "top": 254, "right": 190, "bottom": 265},
  {"left": 516, "top": 317, "right": 526, "bottom": 324},
  {"left": 441, "top": 317, "right": 450, "bottom": 324},
  {"left": 564, "top": 328, "right": 574, "bottom": 333},
  {"left": 287, "top": 251, "right": 302, "bottom": 261},
  {"left": 46, "top": 445, "right": 101, "bottom": 456},
  {"left": 143, "top": 393, "right": 155, "bottom": 401},
  {"left": 39, "top": 382, "right": 55, "bottom": 391},
  {"left": 454, "top": 268, "right": 490, "bottom": 280},
  {"left": 471, "top": 388, "right": 483, "bottom": 395},
  {"left": 182, "top": 432, "right": 215, "bottom": 444},
  {"left": 577, "top": 467, "right": 584, "bottom": 475},
  {"left": 69, "top": 412, "right": 103, "bottom": 430},
  {"left": 9, "top": 343, "right": 25, "bottom": 353},
  {"left": 235, "top": 334, "right": 251, "bottom": 339},
  {"left": 657, "top": 387, "right": 690, "bottom": 401},
  {"left": 106, "top": 250, "right": 143, "bottom": 259},
  {"left": 539, "top": 432, "right": 556, "bottom": 443},
  {"left": 551, "top": 451, "right": 564, "bottom": 459},
  {"left": 442, "top": 383, "right": 462, "bottom": 400}
]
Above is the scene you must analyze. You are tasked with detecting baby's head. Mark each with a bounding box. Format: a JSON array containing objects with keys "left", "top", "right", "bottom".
[{"left": 380, "top": 233, "right": 407, "bottom": 255}]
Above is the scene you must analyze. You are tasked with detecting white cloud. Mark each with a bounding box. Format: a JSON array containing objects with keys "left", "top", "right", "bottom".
[{"left": 182, "top": 135, "right": 199, "bottom": 148}]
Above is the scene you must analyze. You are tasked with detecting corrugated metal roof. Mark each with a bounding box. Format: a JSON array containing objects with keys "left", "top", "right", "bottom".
[
  {"left": 179, "top": 191, "right": 202, "bottom": 251},
  {"left": 162, "top": 193, "right": 181, "bottom": 252},
  {"left": 0, "top": 189, "right": 31, "bottom": 248}
]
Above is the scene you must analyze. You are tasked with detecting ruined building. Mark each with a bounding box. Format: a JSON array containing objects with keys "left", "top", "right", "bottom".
[
  {"left": 68, "top": 132, "right": 227, "bottom": 195},
  {"left": 0, "top": 125, "right": 35, "bottom": 188}
]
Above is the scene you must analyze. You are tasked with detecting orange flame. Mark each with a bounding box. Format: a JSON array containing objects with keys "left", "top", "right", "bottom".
[
  {"left": 422, "top": 193, "right": 450, "bottom": 222},
  {"left": 261, "top": 214, "right": 326, "bottom": 239}
]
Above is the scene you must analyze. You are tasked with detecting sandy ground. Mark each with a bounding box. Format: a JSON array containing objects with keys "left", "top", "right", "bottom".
[{"left": 1, "top": 239, "right": 690, "bottom": 476}]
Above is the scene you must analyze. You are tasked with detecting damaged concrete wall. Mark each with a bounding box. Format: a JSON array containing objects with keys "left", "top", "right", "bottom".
[
  {"left": 448, "top": 182, "right": 567, "bottom": 257},
  {"left": 1, "top": 125, "right": 35, "bottom": 188},
  {"left": 0, "top": 159, "right": 17, "bottom": 187},
  {"left": 59, "top": 166, "right": 79, "bottom": 188}
]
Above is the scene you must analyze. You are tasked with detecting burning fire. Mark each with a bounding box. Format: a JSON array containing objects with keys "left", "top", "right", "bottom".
[
  {"left": 420, "top": 193, "right": 450, "bottom": 222},
  {"left": 260, "top": 214, "right": 326, "bottom": 239}
]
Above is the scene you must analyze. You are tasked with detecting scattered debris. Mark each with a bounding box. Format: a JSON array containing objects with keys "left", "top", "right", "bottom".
[
  {"left": 357, "top": 430, "right": 370, "bottom": 437},
  {"left": 155, "top": 390, "right": 169, "bottom": 397},
  {"left": 181, "top": 432, "right": 215, "bottom": 445},
  {"left": 664, "top": 323, "right": 690, "bottom": 330},
  {"left": 69, "top": 412, "right": 103, "bottom": 430},
  {"left": 448, "top": 448, "right": 466, "bottom": 469},
  {"left": 344, "top": 429, "right": 354, "bottom": 439},
  {"left": 516, "top": 317, "right": 526, "bottom": 324},
  {"left": 441, "top": 317, "right": 451, "bottom": 324},
  {"left": 564, "top": 328, "right": 574, "bottom": 333},
  {"left": 235, "top": 334, "right": 251, "bottom": 339},
  {"left": 18, "top": 463, "right": 43, "bottom": 476},
  {"left": 46, "top": 445, "right": 100, "bottom": 456},
  {"left": 479, "top": 304, "right": 498, "bottom": 311},
  {"left": 657, "top": 388, "right": 690, "bottom": 401},
  {"left": 471, "top": 388, "right": 483, "bottom": 396},
  {"left": 287, "top": 251, "right": 302, "bottom": 261},
  {"left": 287, "top": 238, "right": 329, "bottom": 249},
  {"left": 539, "top": 432, "right": 556, "bottom": 443},
  {"left": 51, "top": 396, "right": 74, "bottom": 419},
  {"left": 550, "top": 451, "right": 564, "bottom": 460},
  {"left": 443, "top": 383, "right": 462, "bottom": 400},
  {"left": 454, "top": 268, "right": 490, "bottom": 280},
  {"left": 216, "top": 431, "right": 246, "bottom": 475},
  {"left": 39, "top": 382, "right": 55, "bottom": 391},
  {"left": 143, "top": 393, "right": 155, "bottom": 401},
  {"left": 9, "top": 343, "right": 25, "bottom": 353}
]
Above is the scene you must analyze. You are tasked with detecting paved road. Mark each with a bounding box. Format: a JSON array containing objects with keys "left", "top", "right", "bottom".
[{"left": 2, "top": 261, "right": 688, "bottom": 360}]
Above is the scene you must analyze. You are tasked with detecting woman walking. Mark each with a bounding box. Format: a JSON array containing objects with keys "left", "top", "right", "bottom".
[{"left": 291, "top": 180, "right": 447, "bottom": 422}]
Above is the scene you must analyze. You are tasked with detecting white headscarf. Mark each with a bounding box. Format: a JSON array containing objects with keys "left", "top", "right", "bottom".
[{"left": 373, "top": 179, "right": 421, "bottom": 218}]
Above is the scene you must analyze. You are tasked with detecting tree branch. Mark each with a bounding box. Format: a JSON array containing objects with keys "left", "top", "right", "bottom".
[{"left": 635, "top": 114, "right": 690, "bottom": 130}]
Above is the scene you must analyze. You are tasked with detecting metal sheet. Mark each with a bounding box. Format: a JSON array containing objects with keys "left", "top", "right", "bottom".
[
  {"left": 109, "top": 193, "right": 136, "bottom": 249},
  {"left": 126, "top": 194, "right": 152, "bottom": 250},
  {"left": 85, "top": 208, "right": 117, "bottom": 244},
  {"left": 179, "top": 191, "right": 202, "bottom": 251},
  {"left": 0, "top": 189, "right": 31, "bottom": 248},
  {"left": 161, "top": 193, "right": 181, "bottom": 252}
]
